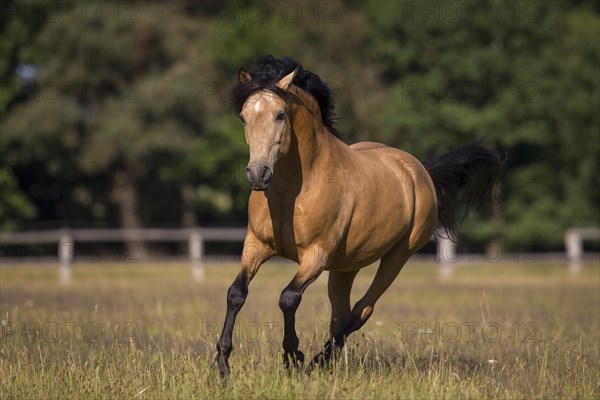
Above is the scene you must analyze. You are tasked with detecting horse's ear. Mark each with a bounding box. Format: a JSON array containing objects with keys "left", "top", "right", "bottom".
[
  {"left": 276, "top": 68, "right": 298, "bottom": 91},
  {"left": 239, "top": 68, "right": 252, "bottom": 84}
]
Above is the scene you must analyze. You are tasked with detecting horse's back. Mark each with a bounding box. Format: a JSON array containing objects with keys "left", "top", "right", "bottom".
[
  {"left": 350, "top": 141, "right": 422, "bottom": 167},
  {"left": 350, "top": 142, "right": 426, "bottom": 179},
  {"left": 349, "top": 141, "right": 388, "bottom": 151}
]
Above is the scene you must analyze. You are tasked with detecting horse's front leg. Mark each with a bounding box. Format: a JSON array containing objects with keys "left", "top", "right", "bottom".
[
  {"left": 279, "top": 250, "right": 329, "bottom": 370},
  {"left": 216, "top": 232, "right": 273, "bottom": 379}
]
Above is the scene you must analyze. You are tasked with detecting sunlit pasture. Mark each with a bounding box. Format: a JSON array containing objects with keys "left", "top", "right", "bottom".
[{"left": 1, "top": 260, "right": 598, "bottom": 399}]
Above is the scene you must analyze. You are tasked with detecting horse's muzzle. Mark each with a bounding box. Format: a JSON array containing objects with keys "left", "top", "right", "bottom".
[{"left": 246, "top": 163, "right": 273, "bottom": 191}]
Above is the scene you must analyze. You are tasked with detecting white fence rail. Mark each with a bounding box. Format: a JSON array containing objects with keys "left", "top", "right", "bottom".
[
  {"left": 0, "top": 228, "right": 246, "bottom": 284},
  {"left": 1, "top": 227, "right": 597, "bottom": 283}
]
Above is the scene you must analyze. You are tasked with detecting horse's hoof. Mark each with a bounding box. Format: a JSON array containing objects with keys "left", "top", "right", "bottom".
[
  {"left": 305, "top": 352, "right": 327, "bottom": 374},
  {"left": 216, "top": 358, "right": 230, "bottom": 380},
  {"left": 305, "top": 361, "right": 316, "bottom": 374},
  {"left": 283, "top": 350, "right": 305, "bottom": 369}
]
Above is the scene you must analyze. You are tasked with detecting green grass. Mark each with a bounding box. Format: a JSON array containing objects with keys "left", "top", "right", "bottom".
[{"left": 1, "top": 260, "right": 599, "bottom": 399}]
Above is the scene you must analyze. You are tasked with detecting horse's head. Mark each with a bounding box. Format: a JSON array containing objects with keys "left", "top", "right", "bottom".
[{"left": 238, "top": 68, "right": 297, "bottom": 191}]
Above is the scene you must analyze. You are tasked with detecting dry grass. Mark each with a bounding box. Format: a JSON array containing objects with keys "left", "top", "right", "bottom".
[{"left": 1, "top": 260, "right": 599, "bottom": 399}]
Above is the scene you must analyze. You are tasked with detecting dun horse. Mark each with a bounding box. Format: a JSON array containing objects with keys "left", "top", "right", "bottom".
[{"left": 216, "top": 56, "right": 501, "bottom": 377}]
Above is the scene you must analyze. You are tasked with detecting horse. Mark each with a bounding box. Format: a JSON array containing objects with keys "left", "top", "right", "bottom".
[{"left": 215, "top": 56, "right": 501, "bottom": 377}]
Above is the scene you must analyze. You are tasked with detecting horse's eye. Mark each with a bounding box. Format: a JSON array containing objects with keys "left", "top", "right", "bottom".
[
  {"left": 239, "top": 114, "right": 245, "bottom": 124},
  {"left": 275, "top": 111, "right": 285, "bottom": 121}
]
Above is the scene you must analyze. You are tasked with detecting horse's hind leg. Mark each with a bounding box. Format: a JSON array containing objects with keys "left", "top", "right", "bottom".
[
  {"left": 309, "top": 270, "right": 358, "bottom": 368},
  {"left": 307, "top": 241, "right": 411, "bottom": 371},
  {"left": 328, "top": 270, "right": 359, "bottom": 336}
]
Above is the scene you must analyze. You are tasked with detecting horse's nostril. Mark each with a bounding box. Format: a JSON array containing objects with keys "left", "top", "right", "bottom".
[
  {"left": 258, "top": 164, "right": 272, "bottom": 184},
  {"left": 259, "top": 165, "right": 269, "bottom": 179},
  {"left": 245, "top": 166, "right": 254, "bottom": 183},
  {"left": 263, "top": 169, "right": 273, "bottom": 184}
]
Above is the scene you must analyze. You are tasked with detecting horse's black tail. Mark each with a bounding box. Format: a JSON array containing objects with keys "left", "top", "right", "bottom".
[{"left": 422, "top": 143, "right": 503, "bottom": 242}]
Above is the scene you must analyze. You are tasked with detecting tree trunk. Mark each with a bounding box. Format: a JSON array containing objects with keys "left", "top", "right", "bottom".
[
  {"left": 486, "top": 182, "right": 504, "bottom": 260},
  {"left": 114, "top": 162, "right": 148, "bottom": 261},
  {"left": 181, "top": 184, "right": 197, "bottom": 227}
]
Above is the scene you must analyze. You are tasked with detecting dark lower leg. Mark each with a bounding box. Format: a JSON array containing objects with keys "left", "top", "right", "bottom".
[
  {"left": 310, "top": 271, "right": 357, "bottom": 368},
  {"left": 328, "top": 270, "right": 357, "bottom": 337},
  {"left": 216, "top": 273, "right": 248, "bottom": 378},
  {"left": 279, "top": 281, "right": 305, "bottom": 368},
  {"left": 308, "top": 245, "right": 409, "bottom": 372},
  {"left": 308, "top": 301, "right": 374, "bottom": 370},
  {"left": 336, "top": 302, "right": 373, "bottom": 343}
]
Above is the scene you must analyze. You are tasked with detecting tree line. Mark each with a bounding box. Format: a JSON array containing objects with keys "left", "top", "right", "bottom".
[{"left": 1, "top": 0, "right": 598, "bottom": 251}]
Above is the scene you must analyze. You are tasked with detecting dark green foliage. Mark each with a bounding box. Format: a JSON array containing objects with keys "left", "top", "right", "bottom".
[{"left": 0, "top": 0, "right": 598, "bottom": 250}]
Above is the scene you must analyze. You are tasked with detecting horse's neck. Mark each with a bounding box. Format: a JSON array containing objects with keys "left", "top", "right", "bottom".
[
  {"left": 279, "top": 103, "right": 337, "bottom": 185},
  {"left": 270, "top": 87, "right": 346, "bottom": 199}
]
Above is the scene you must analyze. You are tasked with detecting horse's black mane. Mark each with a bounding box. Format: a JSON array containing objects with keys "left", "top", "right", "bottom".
[{"left": 231, "top": 56, "right": 339, "bottom": 136}]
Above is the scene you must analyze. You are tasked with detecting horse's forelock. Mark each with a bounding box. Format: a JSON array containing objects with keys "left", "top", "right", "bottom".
[{"left": 230, "top": 56, "right": 339, "bottom": 136}]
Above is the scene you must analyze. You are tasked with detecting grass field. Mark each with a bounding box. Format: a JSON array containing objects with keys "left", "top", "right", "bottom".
[{"left": 1, "top": 259, "right": 599, "bottom": 399}]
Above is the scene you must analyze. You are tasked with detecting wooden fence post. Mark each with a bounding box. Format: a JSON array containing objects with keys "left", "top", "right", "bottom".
[
  {"left": 58, "top": 230, "right": 73, "bottom": 284},
  {"left": 437, "top": 234, "right": 457, "bottom": 278},
  {"left": 190, "top": 229, "right": 204, "bottom": 282}
]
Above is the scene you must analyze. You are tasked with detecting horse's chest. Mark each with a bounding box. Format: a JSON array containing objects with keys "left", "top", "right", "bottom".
[
  {"left": 269, "top": 202, "right": 322, "bottom": 261},
  {"left": 268, "top": 207, "right": 304, "bottom": 261},
  {"left": 250, "top": 189, "right": 338, "bottom": 262}
]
